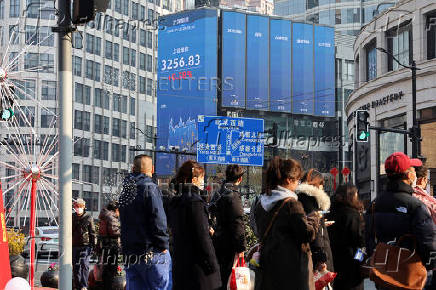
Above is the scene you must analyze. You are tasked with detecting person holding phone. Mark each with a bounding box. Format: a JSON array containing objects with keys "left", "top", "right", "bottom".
[
  {"left": 327, "top": 184, "right": 365, "bottom": 290},
  {"left": 296, "top": 168, "right": 334, "bottom": 273}
]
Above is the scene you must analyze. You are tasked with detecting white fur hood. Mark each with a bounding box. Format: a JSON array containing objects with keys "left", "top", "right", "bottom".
[{"left": 296, "top": 183, "right": 331, "bottom": 211}]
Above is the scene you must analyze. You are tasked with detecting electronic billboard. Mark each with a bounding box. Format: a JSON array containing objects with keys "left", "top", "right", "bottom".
[{"left": 157, "top": 9, "right": 218, "bottom": 176}]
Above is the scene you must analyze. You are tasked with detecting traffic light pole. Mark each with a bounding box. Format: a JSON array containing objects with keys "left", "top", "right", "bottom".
[
  {"left": 411, "top": 60, "right": 418, "bottom": 158},
  {"left": 55, "top": 0, "right": 73, "bottom": 289}
]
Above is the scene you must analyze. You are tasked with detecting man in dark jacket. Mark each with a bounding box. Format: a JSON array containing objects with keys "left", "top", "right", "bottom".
[
  {"left": 210, "top": 165, "right": 246, "bottom": 289},
  {"left": 98, "top": 201, "right": 121, "bottom": 289},
  {"left": 119, "top": 155, "right": 171, "bottom": 290},
  {"left": 72, "top": 198, "right": 96, "bottom": 290},
  {"left": 367, "top": 152, "right": 436, "bottom": 272}
]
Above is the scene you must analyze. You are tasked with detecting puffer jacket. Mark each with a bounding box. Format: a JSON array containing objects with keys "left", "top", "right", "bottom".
[
  {"left": 72, "top": 211, "right": 96, "bottom": 247},
  {"left": 98, "top": 208, "right": 121, "bottom": 237},
  {"left": 296, "top": 183, "right": 334, "bottom": 271}
]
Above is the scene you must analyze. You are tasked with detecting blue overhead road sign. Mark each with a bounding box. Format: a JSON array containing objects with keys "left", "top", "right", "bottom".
[{"left": 197, "top": 115, "right": 264, "bottom": 166}]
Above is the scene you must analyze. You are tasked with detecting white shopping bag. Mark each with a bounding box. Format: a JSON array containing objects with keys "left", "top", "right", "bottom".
[{"left": 227, "top": 257, "right": 254, "bottom": 290}]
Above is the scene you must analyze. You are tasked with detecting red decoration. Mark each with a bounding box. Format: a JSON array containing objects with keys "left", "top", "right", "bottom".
[
  {"left": 0, "top": 182, "right": 12, "bottom": 289},
  {"left": 342, "top": 167, "right": 351, "bottom": 183},
  {"left": 330, "top": 168, "right": 338, "bottom": 191}
]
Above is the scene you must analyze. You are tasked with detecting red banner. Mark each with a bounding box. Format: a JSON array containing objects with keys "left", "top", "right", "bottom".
[{"left": 0, "top": 182, "right": 12, "bottom": 289}]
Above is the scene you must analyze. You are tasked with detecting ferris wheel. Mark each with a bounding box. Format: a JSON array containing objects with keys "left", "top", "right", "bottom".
[{"left": 0, "top": 20, "right": 60, "bottom": 288}]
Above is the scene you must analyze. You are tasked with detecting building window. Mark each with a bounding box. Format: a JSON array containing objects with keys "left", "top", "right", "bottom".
[
  {"left": 146, "top": 31, "right": 153, "bottom": 49},
  {"left": 146, "top": 54, "right": 152, "bottom": 72},
  {"left": 18, "top": 106, "right": 35, "bottom": 127},
  {"left": 42, "top": 80, "right": 56, "bottom": 100},
  {"left": 94, "top": 114, "right": 103, "bottom": 133},
  {"left": 146, "top": 78, "right": 153, "bottom": 95},
  {"left": 115, "top": 0, "right": 121, "bottom": 13},
  {"left": 140, "top": 53, "right": 146, "bottom": 70},
  {"left": 73, "top": 56, "right": 82, "bottom": 76},
  {"left": 41, "top": 108, "right": 56, "bottom": 128},
  {"left": 140, "top": 29, "right": 146, "bottom": 47},
  {"left": 121, "top": 120, "right": 127, "bottom": 138},
  {"left": 104, "top": 91, "right": 111, "bottom": 110},
  {"left": 139, "top": 76, "right": 146, "bottom": 94},
  {"left": 73, "top": 138, "right": 90, "bottom": 157},
  {"left": 130, "top": 122, "right": 136, "bottom": 139},
  {"left": 104, "top": 65, "right": 113, "bottom": 85},
  {"left": 10, "top": 0, "right": 20, "bottom": 17},
  {"left": 105, "top": 40, "right": 113, "bottom": 59},
  {"left": 387, "top": 24, "right": 412, "bottom": 71},
  {"left": 73, "top": 32, "right": 83, "bottom": 48},
  {"left": 83, "top": 191, "right": 98, "bottom": 211},
  {"left": 112, "top": 118, "right": 120, "bottom": 137},
  {"left": 74, "top": 110, "right": 90, "bottom": 131},
  {"left": 344, "top": 60, "right": 354, "bottom": 81},
  {"left": 112, "top": 143, "right": 120, "bottom": 162},
  {"left": 366, "top": 41, "right": 377, "bottom": 81},
  {"left": 426, "top": 12, "right": 436, "bottom": 60},
  {"left": 73, "top": 163, "right": 80, "bottom": 180},
  {"left": 104, "top": 116, "right": 110, "bottom": 134},
  {"left": 123, "top": 47, "right": 129, "bottom": 65},
  {"left": 121, "top": 95, "right": 128, "bottom": 113},
  {"left": 130, "top": 97, "right": 136, "bottom": 116},
  {"left": 114, "top": 43, "right": 120, "bottom": 61},
  {"left": 94, "top": 88, "right": 102, "bottom": 108},
  {"left": 85, "top": 60, "right": 101, "bottom": 81},
  {"left": 122, "top": 0, "right": 129, "bottom": 16},
  {"left": 132, "top": 2, "right": 138, "bottom": 20},
  {"left": 130, "top": 49, "right": 136, "bottom": 67},
  {"left": 113, "top": 94, "right": 120, "bottom": 112}
]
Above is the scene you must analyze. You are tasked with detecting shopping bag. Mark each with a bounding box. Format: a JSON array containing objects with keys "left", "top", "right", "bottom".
[
  {"left": 227, "top": 257, "right": 253, "bottom": 290},
  {"left": 314, "top": 270, "right": 337, "bottom": 290},
  {"left": 93, "top": 262, "right": 103, "bottom": 281}
]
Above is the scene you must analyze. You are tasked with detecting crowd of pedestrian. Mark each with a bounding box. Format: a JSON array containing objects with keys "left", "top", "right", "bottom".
[{"left": 71, "top": 151, "right": 436, "bottom": 290}]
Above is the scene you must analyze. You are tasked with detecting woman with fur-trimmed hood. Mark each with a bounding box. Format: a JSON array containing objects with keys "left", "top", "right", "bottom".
[{"left": 296, "top": 168, "right": 334, "bottom": 272}]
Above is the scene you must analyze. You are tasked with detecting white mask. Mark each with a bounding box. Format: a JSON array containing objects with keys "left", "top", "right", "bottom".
[
  {"left": 411, "top": 176, "right": 417, "bottom": 188},
  {"left": 75, "top": 208, "right": 84, "bottom": 215},
  {"left": 198, "top": 178, "right": 205, "bottom": 190}
]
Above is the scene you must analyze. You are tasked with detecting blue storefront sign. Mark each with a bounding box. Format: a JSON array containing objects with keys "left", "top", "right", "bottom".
[{"left": 197, "top": 116, "right": 264, "bottom": 166}]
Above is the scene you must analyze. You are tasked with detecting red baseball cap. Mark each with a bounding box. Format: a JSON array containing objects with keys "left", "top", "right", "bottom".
[{"left": 385, "top": 152, "right": 422, "bottom": 175}]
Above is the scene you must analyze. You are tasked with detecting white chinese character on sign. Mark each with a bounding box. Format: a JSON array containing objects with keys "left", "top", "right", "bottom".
[
  {"left": 205, "top": 144, "right": 210, "bottom": 150},
  {"left": 198, "top": 143, "right": 204, "bottom": 150},
  {"left": 313, "top": 122, "right": 318, "bottom": 128},
  {"left": 257, "top": 145, "right": 262, "bottom": 153},
  {"left": 239, "top": 145, "right": 244, "bottom": 152},
  {"left": 238, "top": 120, "right": 244, "bottom": 127},
  {"left": 252, "top": 146, "right": 256, "bottom": 153},
  {"left": 245, "top": 147, "right": 250, "bottom": 153},
  {"left": 252, "top": 132, "right": 257, "bottom": 138},
  {"left": 245, "top": 132, "right": 251, "bottom": 138},
  {"left": 319, "top": 122, "right": 325, "bottom": 128},
  {"left": 210, "top": 145, "right": 216, "bottom": 151},
  {"left": 185, "top": 46, "right": 189, "bottom": 52},
  {"left": 217, "top": 145, "right": 222, "bottom": 152},
  {"left": 294, "top": 120, "right": 299, "bottom": 126},
  {"left": 230, "top": 120, "right": 236, "bottom": 126}
]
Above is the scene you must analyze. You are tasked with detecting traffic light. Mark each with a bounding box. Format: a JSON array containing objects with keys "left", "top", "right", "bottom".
[
  {"left": 355, "top": 110, "right": 370, "bottom": 142},
  {"left": 72, "top": 0, "right": 110, "bottom": 25},
  {"left": 0, "top": 85, "right": 15, "bottom": 121},
  {"left": 265, "top": 123, "right": 278, "bottom": 146}
]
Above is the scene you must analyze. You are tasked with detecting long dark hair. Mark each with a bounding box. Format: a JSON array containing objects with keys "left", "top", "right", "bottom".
[
  {"left": 301, "top": 168, "right": 324, "bottom": 188},
  {"left": 334, "top": 184, "right": 363, "bottom": 211},
  {"left": 173, "top": 160, "right": 205, "bottom": 184},
  {"left": 265, "top": 156, "right": 303, "bottom": 195}
]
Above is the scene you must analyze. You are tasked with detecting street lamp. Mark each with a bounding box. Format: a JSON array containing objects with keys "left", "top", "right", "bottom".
[{"left": 376, "top": 47, "right": 421, "bottom": 158}]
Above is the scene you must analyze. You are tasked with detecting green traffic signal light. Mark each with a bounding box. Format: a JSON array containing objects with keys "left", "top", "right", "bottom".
[
  {"left": 1, "top": 108, "right": 14, "bottom": 121},
  {"left": 358, "top": 131, "right": 369, "bottom": 140}
]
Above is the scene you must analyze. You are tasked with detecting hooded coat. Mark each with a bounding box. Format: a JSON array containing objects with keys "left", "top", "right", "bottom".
[
  {"left": 168, "top": 184, "right": 221, "bottom": 290},
  {"left": 296, "top": 183, "right": 334, "bottom": 271},
  {"left": 254, "top": 186, "right": 318, "bottom": 290}
]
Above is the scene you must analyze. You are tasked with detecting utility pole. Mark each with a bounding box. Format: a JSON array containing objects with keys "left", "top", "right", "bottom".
[
  {"left": 376, "top": 48, "right": 421, "bottom": 158},
  {"left": 55, "top": 0, "right": 73, "bottom": 289}
]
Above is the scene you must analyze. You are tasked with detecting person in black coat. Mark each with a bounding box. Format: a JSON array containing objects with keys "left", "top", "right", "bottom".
[
  {"left": 327, "top": 184, "right": 365, "bottom": 290},
  {"left": 296, "top": 168, "right": 334, "bottom": 272},
  {"left": 366, "top": 152, "right": 436, "bottom": 275},
  {"left": 168, "top": 160, "right": 221, "bottom": 290},
  {"left": 254, "top": 157, "right": 320, "bottom": 290},
  {"left": 209, "top": 165, "right": 246, "bottom": 289}
]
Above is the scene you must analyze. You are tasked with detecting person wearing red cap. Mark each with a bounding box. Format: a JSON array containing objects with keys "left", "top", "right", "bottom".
[{"left": 366, "top": 152, "right": 436, "bottom": 277}]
